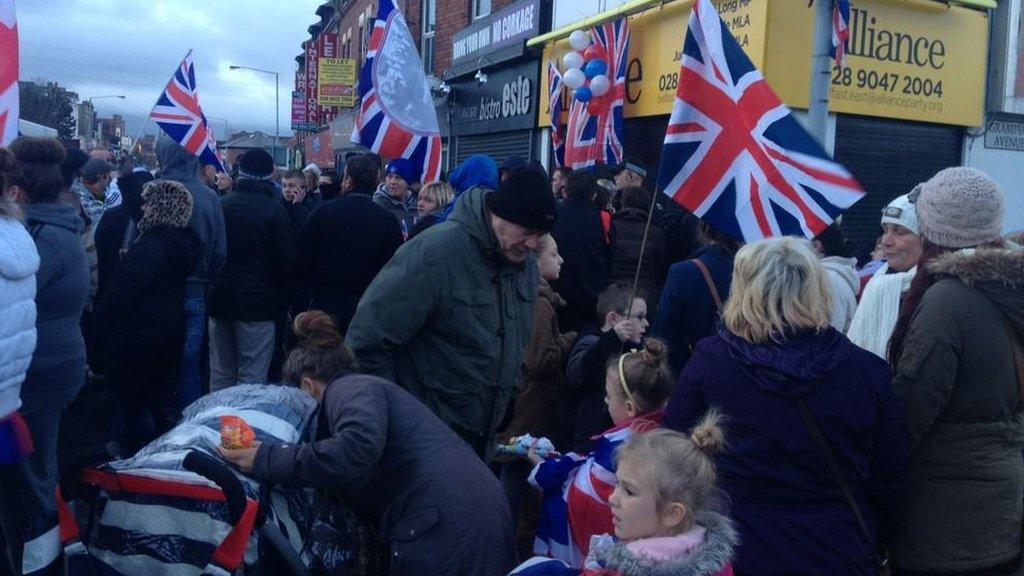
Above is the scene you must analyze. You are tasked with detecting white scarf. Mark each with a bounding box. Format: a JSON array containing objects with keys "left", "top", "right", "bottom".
[{"left": 847, "top": 263, "right": 917, "bottom": 359}]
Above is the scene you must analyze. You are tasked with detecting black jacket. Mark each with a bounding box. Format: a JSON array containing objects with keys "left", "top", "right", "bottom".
[
  {"left": 552, "top": 197, "right": 616, "bottom": 332},
  {"left": 208, "top": 178, "right": 298, "bottom": 321},
  {"left": 294, "top": 191, "right": 402, "bottom": 334},
  {"left": 610, "top": 207, "right": 666, "bottom": 305},
  {"left": 282, "top": 194, "right": 320, "bottom": 228},
  {"left": 94, "top": 204, "right": 139, "bottom": 304},
  {"left": 96, "top": 225, "right": 202, "bottom": 392},
  {"left": 555, "top": 328, "right": 623, "bottom": 451}
]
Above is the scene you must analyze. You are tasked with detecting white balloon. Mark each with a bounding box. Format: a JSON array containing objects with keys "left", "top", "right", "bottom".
[
  {"left": 589, "top": 74, "right": 610, "bottom": 97},
  {"left": 569, "top": 29, "right": 591, "bottom": 51},
  {"left": 562, "top": 51, "right": 584, "bottom": 71},
  {"left": 563, "top": 67, "right": 586, "bottom": 90}
]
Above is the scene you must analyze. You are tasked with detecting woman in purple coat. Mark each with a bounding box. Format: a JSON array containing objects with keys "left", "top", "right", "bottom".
[
  {"left": 662, "top": 237, "right": 906, "bottom": 576},
  {"left": 220, "top": 310, "right": 515, "bottom": 576}
]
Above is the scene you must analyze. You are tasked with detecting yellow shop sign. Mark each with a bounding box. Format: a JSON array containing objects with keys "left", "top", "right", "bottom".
[
  {"left": 539, "top": 0, "right": 767, "bottom": 125},
  {"left": 764, "top": 0, "right": 987, "bottom": 126},
  {"left": 539, "top": 0, "right": 987, "bottom": 128}
]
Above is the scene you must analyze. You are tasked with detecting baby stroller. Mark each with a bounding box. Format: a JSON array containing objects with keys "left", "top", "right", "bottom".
[{"left": 58, "top": 385, "right": 316, "bottom": 576}]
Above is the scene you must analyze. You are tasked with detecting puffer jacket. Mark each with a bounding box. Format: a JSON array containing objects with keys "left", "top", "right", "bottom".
[
  {"left": 891, "top": 246, "right": 1024, "bottom": 573},
  {"left": 346, "top": 187, "right": 537, "bottom": 455},
  {"left": 0, "top": 215, "right": 40, "bottom": 418}
]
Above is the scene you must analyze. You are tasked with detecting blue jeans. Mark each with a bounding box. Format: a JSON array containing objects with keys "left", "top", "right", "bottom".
[{"left": 176, "top": 295, "right": 206, "bottom": 412}]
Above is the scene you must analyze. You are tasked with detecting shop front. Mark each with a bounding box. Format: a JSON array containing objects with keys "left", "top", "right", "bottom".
[
  {"left": 538, "top": 0, "right": 989, "bottom": 247},
  {"left": 446, "top": 0, "right": 547, "bottom": 167}
]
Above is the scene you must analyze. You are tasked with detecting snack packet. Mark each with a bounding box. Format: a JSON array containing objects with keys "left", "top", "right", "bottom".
[{"left": 220, "top": 415, "right": 255, "bottom": 449}]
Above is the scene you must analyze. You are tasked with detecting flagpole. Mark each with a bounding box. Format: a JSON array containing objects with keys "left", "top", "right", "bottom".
[{"left": 807, "top": 0, "right": 832, "bottom": 146}]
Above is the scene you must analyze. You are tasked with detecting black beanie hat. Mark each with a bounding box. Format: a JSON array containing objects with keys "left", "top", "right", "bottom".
[
  {"left": 487, "top": 166, "right": 557, "bottom": 232},
  {"left": 237, "top": 148, "right": 275, "bottom": 180}
]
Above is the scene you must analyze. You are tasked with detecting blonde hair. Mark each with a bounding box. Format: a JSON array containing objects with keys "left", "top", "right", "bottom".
[
  {"left": 418, "top": 181, "right": 454, "bottom": 212},
  {"left": 723, "top": 237, "right": 831, "bottom": 344},
  {"left": 616, "top": 412, "right": 725, "bottom": 530}
]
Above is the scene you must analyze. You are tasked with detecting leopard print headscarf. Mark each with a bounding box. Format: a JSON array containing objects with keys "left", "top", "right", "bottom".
[{"left": 139, "top": 180, "right": 193, "bottom": 232}]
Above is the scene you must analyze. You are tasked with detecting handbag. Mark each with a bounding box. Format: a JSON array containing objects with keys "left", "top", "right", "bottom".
[{"left": 797, "top": 398, "right": 891, "bottom": 576}]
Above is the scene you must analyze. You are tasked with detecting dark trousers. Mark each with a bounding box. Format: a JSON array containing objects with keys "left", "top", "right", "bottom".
[{"left": 113, "top": 393, "right": 176, "bottom": 456}]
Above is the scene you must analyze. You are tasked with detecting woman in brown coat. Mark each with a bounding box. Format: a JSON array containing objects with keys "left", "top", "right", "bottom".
[{"left": 501, "top": 233, "right": 577, "bottom": 558}]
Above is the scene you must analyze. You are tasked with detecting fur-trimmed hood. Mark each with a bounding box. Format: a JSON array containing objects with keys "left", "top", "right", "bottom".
[
  {"left": 591, "top": 511, "right": 737, "bottom": 576},
  {"left": 928, "top": 243, "right": 1024, "bottom": 335}
]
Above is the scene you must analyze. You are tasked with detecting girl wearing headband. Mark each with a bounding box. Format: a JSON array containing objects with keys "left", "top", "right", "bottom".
[{"left": 526, "top": 339, "right": 674, "bottom": 569}]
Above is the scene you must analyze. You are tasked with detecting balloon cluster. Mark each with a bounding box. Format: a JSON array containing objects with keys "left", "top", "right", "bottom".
[{"left": 562, "top": 29, "right": 611, "bottom": 115}]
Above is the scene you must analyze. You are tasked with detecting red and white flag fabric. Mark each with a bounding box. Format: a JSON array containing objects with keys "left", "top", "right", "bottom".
[
  {"left": 150, "top": 51, "right": 224, "bottom": 171},
  {"left": 351, "top": 0, "right": 441, "bottom": 183},
  {"left": 564, "top": 18, "right": 629, "bottom": 169},
  {"left": 656, "top": 0, "right": 864, "bottom": 241},
  {"left": 0, "top": 0, "right": 18, "bottom": 146}
]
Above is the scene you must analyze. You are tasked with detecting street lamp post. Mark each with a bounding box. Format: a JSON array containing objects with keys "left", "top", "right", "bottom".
[{"left": 229, "top": 65, "right": 280, "bottom": 166}]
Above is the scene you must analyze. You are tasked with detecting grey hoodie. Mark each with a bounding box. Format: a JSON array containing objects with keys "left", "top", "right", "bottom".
[
  {"left": 156, "top": 135, "right": 226, "bottom": 296},
  {"left": 22, "top": 202, "right": 89, "bottom": 390}
]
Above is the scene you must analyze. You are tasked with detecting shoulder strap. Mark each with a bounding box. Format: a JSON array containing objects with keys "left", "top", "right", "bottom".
[
  {"left": 796, "top": 399, "right": 876, "bottom": 551},
  {"left": 690, "top": 258, "right": 723, "bottom": 312},
  {"left": 1001, "top": 316, "right": 1024, "bottom": 405}
]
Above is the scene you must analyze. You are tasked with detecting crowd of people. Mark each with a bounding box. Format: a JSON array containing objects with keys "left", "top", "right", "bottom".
[{"left": 0, "top": 132, "right": 1021, "bottom": 576}]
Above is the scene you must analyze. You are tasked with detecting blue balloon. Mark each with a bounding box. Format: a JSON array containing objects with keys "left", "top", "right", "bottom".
[
  {"left": 583, "top": 59, "right": 608, "bottom": 79},
  {"left": 575, "top": 86, "right": 592, "bottom": 102}
]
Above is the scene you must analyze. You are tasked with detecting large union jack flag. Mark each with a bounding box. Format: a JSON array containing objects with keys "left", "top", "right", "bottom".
[
  {"left": 832, "top": 0, "right": 851, "bottom": 67},
  {"left": 564, "top": 18, "right": 629, "bottom": 169},
  {"left": 548, "top": 61, "right": 565, "bottom": 168},
  {"left": 150, "top": 51, "right": 223, "bottom": 171},
  {"left": 351, "top": 0, "right": 441, "bottom": 183},
  {"left": 656, "top": 0, "right": 864, "bottom": 241}
]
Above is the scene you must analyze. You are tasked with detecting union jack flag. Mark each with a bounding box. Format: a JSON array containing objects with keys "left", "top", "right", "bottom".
[
  {"left": 548, "top": 61, "right": 565, "bottom": 168},
  {"left": 530, "top": 412, "right": 660, "bottom": 569},
  {"left": 150, "top": 51, "right": 223, "bottom": 171},
  {"left": 351, "top": 0, "right": 441, "bottom": 183},
  {"left": 656, "top": 0, "right": 864, "bottom": 241},
  {"left": 564, "top": 18, "right": 629, "bottom": 169},
  {"left": 832, "top": 0, "right": 851, "bottom": 67}
]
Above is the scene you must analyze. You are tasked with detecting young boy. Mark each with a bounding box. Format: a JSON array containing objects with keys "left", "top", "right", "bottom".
[
  {"left": 281, "top": 169, "right": 318, "bottom": 227},
  {"left": 555, "top": 282, "right": 648, "bottom": 453}
]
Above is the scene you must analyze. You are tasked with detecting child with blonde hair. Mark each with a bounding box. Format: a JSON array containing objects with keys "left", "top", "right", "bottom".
[
  {"left": 527, "top": 339, "right": 674, "bottom": 569},
  {"left": 511, "top": 417, "right": 737, "bottom": 576}
]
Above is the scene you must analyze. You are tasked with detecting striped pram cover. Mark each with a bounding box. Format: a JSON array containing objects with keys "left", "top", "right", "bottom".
[{"left": 70, "top": 385, "right": 317, "bottom": 576}]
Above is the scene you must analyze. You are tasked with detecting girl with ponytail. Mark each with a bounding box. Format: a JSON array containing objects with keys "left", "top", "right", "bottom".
[
  {"left": 510, "top": 416, "right": 737, "bottom": 576},
  {"left": 220, "top": 310, "right": 517, "bottom": 576},
  {"left": 527, "top": 339, "right": 676, "bottom": 570}
]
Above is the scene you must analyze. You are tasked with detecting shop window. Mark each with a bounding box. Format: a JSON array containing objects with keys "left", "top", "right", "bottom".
[{"left": 422, "top": 0, "right": 436, "bottom": 73}]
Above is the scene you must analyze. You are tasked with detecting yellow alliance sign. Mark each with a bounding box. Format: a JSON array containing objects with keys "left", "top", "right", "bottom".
[{"left": 539, "top": 0, "right": 987, "bottom": 127}]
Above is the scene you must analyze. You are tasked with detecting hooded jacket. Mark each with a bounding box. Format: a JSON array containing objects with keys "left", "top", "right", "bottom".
[
  {"left": 156, "top": 137, "right": 226, "bottom": 296},
  {"left": 21, "top": 202, "right": 90, "bottom": 391},
  {"left": 94, "top": 171, "right": 153, "bottom": 303},
  {"left": 345, "top": 187, "right": 537, "bottom": 454},
  {"left": 208, "top": 178, "right": 298, "bottom": 322},
  {"left": 890, "top": 246, "right": 1024, "bottom": 572},
  {"left": 0, "top": 215, "right": 40, "bottom": 418},
  {"left": 435, "top": 155, "right": 499, "bottom": 223},
  {"left": 819, "top": 255, "right": 859, "bottom": 332},
  {"left": 662, "top": 328, "right": 906, "bottom": 576},
  {"left": 96, "top": 225, "right": 202, "bottom": 393},
  {"left": 373, "top": 184, "right": 416, "bottom": 235}
]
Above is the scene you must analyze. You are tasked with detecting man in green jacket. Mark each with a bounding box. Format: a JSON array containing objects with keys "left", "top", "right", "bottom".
[{"left": 346, "top": 166, "right": 557, "bottom": 456}]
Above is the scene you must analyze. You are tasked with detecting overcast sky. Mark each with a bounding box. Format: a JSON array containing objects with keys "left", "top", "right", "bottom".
[{"left": 18, "top": 0, "right": 322, "bottom": 139}]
